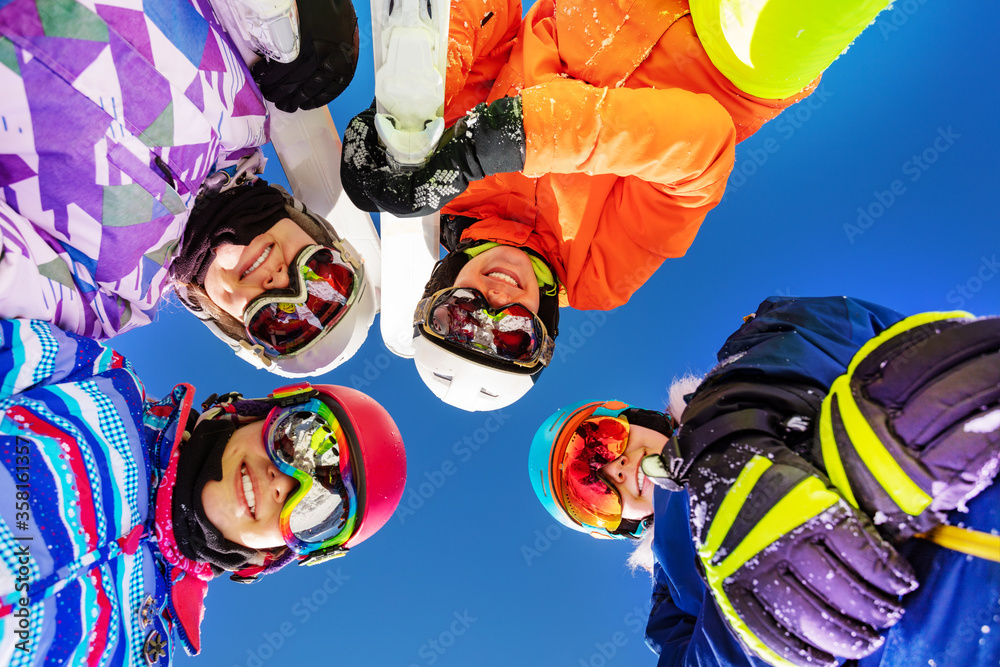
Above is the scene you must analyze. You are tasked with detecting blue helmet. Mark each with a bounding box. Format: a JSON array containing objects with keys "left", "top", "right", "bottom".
[{"left": 528, "top": 399, "right": 653, "bottom": 540}]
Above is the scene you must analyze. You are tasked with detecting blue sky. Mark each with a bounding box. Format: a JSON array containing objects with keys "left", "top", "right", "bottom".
[{"left": 112, "top": 0, "right": 999, "bottom": 665}]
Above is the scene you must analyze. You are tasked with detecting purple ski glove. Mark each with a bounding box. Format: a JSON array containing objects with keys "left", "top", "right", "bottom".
[
  {"left": 643, "top": 382, "right": 919, "bottom": 667},
  {"left": 686, "top": 439, "right": 917, "bottom": 666},
  {"left": 820, "top": 312, "right": 1000, "bottom": 542}
]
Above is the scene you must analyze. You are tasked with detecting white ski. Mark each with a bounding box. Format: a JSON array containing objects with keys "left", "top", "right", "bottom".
[
  {"left": 267, "top": 103, "right": 383, "bottom": 303},
  {"left": 371, "top": 0, "right": 451, "bottom": 357}
]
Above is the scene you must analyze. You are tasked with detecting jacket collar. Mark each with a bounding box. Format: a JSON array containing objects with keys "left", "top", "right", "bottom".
[{"left": 146, "top": 383, "right": 216, "bottom": 655}]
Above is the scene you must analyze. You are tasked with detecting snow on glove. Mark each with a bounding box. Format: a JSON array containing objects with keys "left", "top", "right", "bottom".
[
  {"left": 251, "top": 0, "right": 359, "bottom": 111},
  {"left": 820, "top": 311, "right": 1000, "bottom": 542},
  {"left": 688, "top": 440, "right": 917, "bottom": 667},
  {"left": 341, "top": 97, "right": 526, "bottom": 217},
  {"left": 646, "top": 382, "right": 918, "bottom": 667}
]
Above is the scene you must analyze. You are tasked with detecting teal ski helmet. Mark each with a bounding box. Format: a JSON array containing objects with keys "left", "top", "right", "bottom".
[{"left": 529, "top": 400, "right": 656, "bottom": 540}]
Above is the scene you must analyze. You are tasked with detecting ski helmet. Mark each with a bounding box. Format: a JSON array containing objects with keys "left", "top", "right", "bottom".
[
  {"left": 529, "top": 400, "right": 675, "bottom": 540},
  {"left": 203, "top": 382, "right": 406, "bottom": 570},
  {"left": 176, "top": 177, "right": 377, "bottom": 378},
  {"left": 411, "top": 286, "right": 554, "bottom": 411}
]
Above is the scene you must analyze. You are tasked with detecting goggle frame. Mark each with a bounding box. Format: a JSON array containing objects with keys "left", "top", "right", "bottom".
[
  {"left": 413, "top": 287, "right": 555, "bottom": 372},
  {"left": 242, "top": 243, "right": 364, "bottom": 360}
]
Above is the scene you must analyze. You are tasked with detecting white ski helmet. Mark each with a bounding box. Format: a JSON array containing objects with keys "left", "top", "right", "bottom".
[
  {"left": 176, "top": 183, "right": 377, "bottom": 378},
  {"left": 410, "top": 244, "right": 561, "bottom": 412},
  {"left": 411, "top": 333, "right": 541, "bottom": 411}
]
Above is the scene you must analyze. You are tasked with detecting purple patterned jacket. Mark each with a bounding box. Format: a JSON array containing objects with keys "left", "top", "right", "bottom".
[{"left": 0, "top": 0, "right": 269, "bottom": 339}]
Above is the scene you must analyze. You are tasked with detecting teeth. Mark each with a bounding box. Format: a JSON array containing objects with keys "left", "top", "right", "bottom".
[
  {"left": 637, "top": 468, "right": 646, "bottom": 493},
  {"left": 241, "top": 464, "right": 256, "bottom": 517},
  {"left": 487, "top": 271, "right": 518, "bottom": 288},
  {"left": 242, "top": 246, "right": 272, "bottom": 278}
]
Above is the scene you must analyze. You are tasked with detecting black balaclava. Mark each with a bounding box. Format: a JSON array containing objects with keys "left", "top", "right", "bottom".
[
  {"left": 614, "top": 409, "right": 676, "bottom": 538},
  {"left": 172, "top": 180, "right": 289, "bottom": 286},
  {"left": 172, "top": 419, "right": 259, "bottom": 575},
  {"left": 621, "top": 408, "right": 677, "bottom": 438}
]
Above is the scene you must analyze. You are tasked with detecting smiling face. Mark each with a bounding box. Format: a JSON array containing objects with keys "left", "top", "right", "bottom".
[
  {"left": 598, "top": 425, "right": 669, "bottom": 520},
  {"left": 203, "top": 218, "right": 316, "bottom": 320},
  {"left": 201, "top": 421, "right": 297, "bottom": 550},
  {"left": 453, "top": 245, "right": 541, "bottom": 313}
]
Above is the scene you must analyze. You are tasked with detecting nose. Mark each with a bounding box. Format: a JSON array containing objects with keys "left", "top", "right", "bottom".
[
  {"left": 263, "top": 264, "right": 290, "bottom": 290},
  {"left": 268, "top": 464, "right": 296, "bottom": 505},
  {"left": 599, "top": 455, "right": 627, "bottom": 484},
  {"left": 484, "top": 288, "right": 513, "bottom": 309}
]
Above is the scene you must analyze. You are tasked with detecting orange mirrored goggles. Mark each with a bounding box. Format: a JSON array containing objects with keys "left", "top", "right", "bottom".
[{"left": 551, "top": 415, "right": 631, "bottom": 532}]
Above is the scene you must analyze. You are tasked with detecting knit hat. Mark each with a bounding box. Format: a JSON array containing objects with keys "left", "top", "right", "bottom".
[{"left": 172, "top": 181, "right": 290, "bottom": 285}]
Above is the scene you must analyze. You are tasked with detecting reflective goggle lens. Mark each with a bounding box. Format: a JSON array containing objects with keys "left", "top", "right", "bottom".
[
  {"left": 264, "top": 398, "right": 358, "bottom": 551},
  {"left": 555, "top": 415, "right": 630, "bottom": 532},
  {"left": 245, "top": 246, "right": 357, "bottom": 357},
  {"left": 424, "top": 288, "right": 543, "bottom": 363}
]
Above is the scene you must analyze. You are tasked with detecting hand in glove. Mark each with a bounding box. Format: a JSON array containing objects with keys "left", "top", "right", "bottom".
[
  {"left": 643, "top": 382, "right": 918, "bottom": 667},
  {"left": 340, "top": 97, "right": 526, "bottom": 217},
  {"left": 819, "top": 311, "right": 1000, "bottom": 542},
  {"left": 251, "top": 0, "right": 359, "bottom": 111}
]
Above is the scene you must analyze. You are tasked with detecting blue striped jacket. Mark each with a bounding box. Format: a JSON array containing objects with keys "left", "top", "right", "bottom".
[{"left": 0, "top": 319, "right": 210, "bottom": 666}]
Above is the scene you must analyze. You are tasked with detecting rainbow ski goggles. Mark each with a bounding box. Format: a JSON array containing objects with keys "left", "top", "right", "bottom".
[
  {"left": 263, "top": 395, "right": 359, "bottom": 554},
  {"left": 552, "top": 414, "right": 631, "bottom": 533},
  {"left": 413, "top": 287, "right": 554, "bottom": 370},
  {"left": 244, "top": 244, "right": 362, "bottom": 358}
]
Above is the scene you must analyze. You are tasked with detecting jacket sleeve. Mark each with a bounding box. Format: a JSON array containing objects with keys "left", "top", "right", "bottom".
[
  {"left": 521, "top": 78, "right": 735, "bottom": 192},
  {"left": 646, "top": 563, "right": 697, "bottom": 664},
  {"left": 444, "top": 0, "right": 523, "bottom": 123},
  {"left": 516, "top": 78, "right": 735, "bottom": 310},
  {"left": 702, "top": 296, "right": 908, "bottom": 391},
  {"left": 647, "top": 565, "right": 777, "bottom": 667},
  {"left": 0, "top": 319, "right": 137, "bottom": 399},
  {"left": 647, "top": 493, "right": 771, "bottom": 667}
]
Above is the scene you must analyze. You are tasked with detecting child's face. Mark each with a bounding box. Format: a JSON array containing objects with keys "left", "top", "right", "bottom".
[
  {"left": 204, "top": 218, "right": 315, "bottom": 320},
  {"left": 598, "top": 425, "right": 668, "bottom": 520},
  {"left": 453, "top": 246, "right": 541, "bottom": 313},
  {"left": 201, "top": 421, "right": 297, "bottom": 550}
]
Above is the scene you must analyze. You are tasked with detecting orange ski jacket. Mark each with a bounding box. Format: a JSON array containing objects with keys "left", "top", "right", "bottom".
[{"left": 443, "top": 0, "right": 816, "bottom": 311}]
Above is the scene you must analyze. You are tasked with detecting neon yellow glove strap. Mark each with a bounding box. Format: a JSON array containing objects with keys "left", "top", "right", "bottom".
[
  {"left": 845, "top": 311, "right": 974, "bottom": 377},
  {"left": 698, "top": 455, "right": 840, "bottom": 667},
  {"left": 820, "top": 384, "right": 859, "bottom": 509},
  {"left": 823, "top": 311, "right": 974, "bottom": 516}
]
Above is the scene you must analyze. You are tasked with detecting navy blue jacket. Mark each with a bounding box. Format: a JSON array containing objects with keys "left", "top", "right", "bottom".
[{"left": 645, "top": 296, "right": 1000, "bottom": 667}]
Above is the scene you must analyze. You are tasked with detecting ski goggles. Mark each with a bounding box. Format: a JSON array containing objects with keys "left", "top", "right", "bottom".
[
  {"left": 263, "top": 396, "right": 359, "bottom": 554},
  {"left": 244, "top": 244, "right": 362, "bottom": 358},
  {"left": 552, "top": 414, "right": 631, "bottom": 532},
  {"left": 413, "top": 288, "right": 554, "bottom": 369}
]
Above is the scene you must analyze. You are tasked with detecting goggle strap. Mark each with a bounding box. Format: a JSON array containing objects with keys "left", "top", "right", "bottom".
[
  {"left": 269, "top": 383, "right": 318, "bottom": 407},
  {"left": 301, "top": 544, "right": 349, "bottom": 566},
  {"left": 200, "top": 391, "right": 243, "bottom": 411}
]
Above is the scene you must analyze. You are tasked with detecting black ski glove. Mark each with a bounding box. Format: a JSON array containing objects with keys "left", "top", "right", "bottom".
[
  {"left": 643, "top": 382, "right": 918, "bottom": 667},
  {"left": 251, "top": 0, "right": 359, "bottom": 112},
  {"left": 341, "top": 96, "right": 526, "bottom": 217},
  {"left": 819, "top": 312, "right": 1000, "bottom": 542}
]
